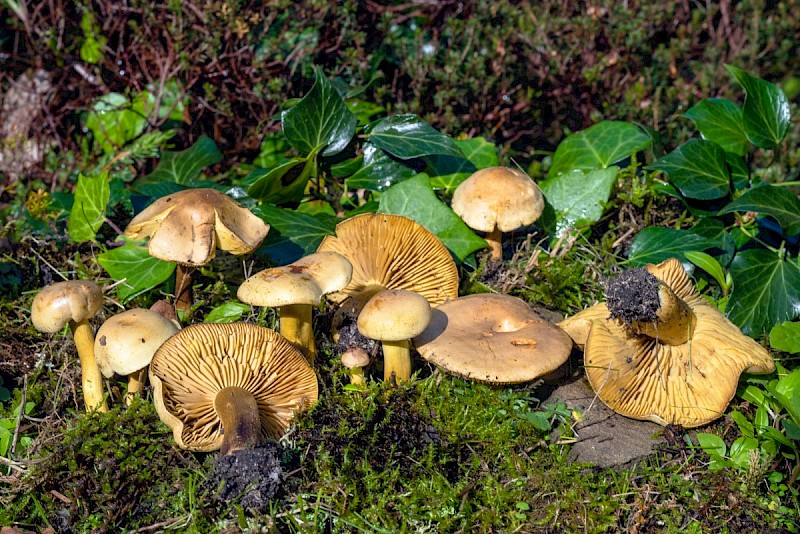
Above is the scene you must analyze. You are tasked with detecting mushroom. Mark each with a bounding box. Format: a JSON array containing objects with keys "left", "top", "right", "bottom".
[
  {"left": 94, "top": 308, "right": 180, "bottom": 405},
  {"left": 123, "top": 188, "right": 270, "bottom": 313},
  {"left": 31, "top": 280, "right": 108, "bottom": 412},
  {"left": 149, "top": 322, "right": 318, "bottom": 454},
  {"left": 559, "top": 258, "right": 775, "bottom": 427},
  {"left": 414, "top": 293, "right": 573, "bottom": 384},
  {"left": 340, "top": 347, "right": 370, "bottom": 387},
  {"left": 316, "top": 213, "right": 459, "bottom": 313},
  {"left": 357, "top": 289, "right": 431, "bottom": 382},
  {"left": 237, "top": 251, "right": 352, "bottom": 364},
  {"left": 451, "top": 166, "right": 545, "bottom": 260}
]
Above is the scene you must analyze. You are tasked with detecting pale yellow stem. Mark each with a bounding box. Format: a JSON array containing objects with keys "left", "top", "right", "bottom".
[
  {"left": 630, "top": 284, "right": 696, "bottom": 346},
  {"left": 279, "top": 303, "right": 316, "bottom": 364},
  {"left": 382, "top": 339, "right": 412, "bottom": 383},
  {"left": 125, "top": 368, "right": 146, "bottom": 406},
  {"left": 70, "top": 318, "right": 108, "bottom": 413}
]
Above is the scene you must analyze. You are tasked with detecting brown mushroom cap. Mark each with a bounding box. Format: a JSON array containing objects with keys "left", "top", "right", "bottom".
[
  {"left": 414, "top": 293, "right": 573, "bottom": 384},
  {"left": 341, "top": 347, "right": 370, "bottom": 369},
  {"left": 576, "top": 258, "right": 775, "bottom": 427},
  {"left": 94, "top": 308, "right": 179, "bottom": 377},
  {"left": 149, "top": 322, "right": 318, "bottom": 451},
  {"left": 451, "top": 167, "right": 545, "bottom": 233},
  {"left": 357, "top": 289, "right": 432, "bottom": 341},
  {"left": 316, "top": 213, "right": 458, "bottom": 309},
  {"left": 124, "top": 188, "right": 270, "bottom": 266},
  {"left": 31, "top": 280, "right": 103, "bottom": 333}
]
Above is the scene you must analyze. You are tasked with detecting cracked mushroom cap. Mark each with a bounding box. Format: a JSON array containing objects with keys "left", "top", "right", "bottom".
[
  {"left": 451, "top": 167, "right": 545, "bottom": 233},
  {"left": 413, "top": 293, "right": 573, "bottom": 384},
  {"left": 149, "top": 322, "right": 318, "bottom": 451},
  {"left": 316, "top": 213, "right": 458, "bottom": 309},
  {"left": 572, "top": 258, "right": 775, "bottom": 427},
  {"left": 94, "top": 308, "right": 179, "bottom": 378},
  {"left": 237, "top": 251, "right": 353, "bottom": 307},
  {"left": 124, "top": 188, "right": 270, "bottom": 266},
  {"left": 31, "top": 280, "right": 103, "bottom": 333}
]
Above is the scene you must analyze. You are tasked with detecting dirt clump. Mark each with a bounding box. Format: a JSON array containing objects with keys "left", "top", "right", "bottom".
[
  {"left": 605, "top": 268, "right": 661, "bottom": 325},
  {"left": 207, "top": 443, "right": 283, "bottom": 510}
]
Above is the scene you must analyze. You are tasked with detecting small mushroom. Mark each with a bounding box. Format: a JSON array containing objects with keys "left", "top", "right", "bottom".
[
  {"left": 357, "top": 289, "right": 431, "bottom": 382},
  {"left": 31, "top": 280, "right": 108, "bottom": 412},
  {"left": 94, "top": 308, "right": 179, "bottom": 405},
  {"left": 414, "top": 293, "right": 573, "bottom": 384},
  {"left": 149, "top": 322, "right": 318, "bottom": 454},
  {"left": 341, "top": 347, "right": 370, "bottom": 387},
  {"left": 237, "top": 251, "right": 352, "bottom": 364},
  {"left": 451, "top": 167, "right": 545, "bottom": 260}
]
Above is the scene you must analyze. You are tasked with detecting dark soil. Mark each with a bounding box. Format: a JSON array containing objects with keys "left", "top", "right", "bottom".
[
  {"left": 605, "top": 268, "right": 661, "bottom": 325},
  {"left": 207, "top": 443, "right": 283, "bottom": 510}
]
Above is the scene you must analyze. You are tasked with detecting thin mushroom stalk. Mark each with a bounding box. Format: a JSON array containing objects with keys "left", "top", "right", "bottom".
[
  {"left": 174, "top": 264, "right": 194, "bottom": 314},
  {"left": 125, "top": 368, "right": 147, "bottom": 406},
  {"left": 215, "top": 386, "right": 261, "bottom": 456},
  {"left": 71, "top": 318, "right": 109, "bottom": 413},
  {"left": 485, "top": 227, "right": 503, "bottom": 261}
]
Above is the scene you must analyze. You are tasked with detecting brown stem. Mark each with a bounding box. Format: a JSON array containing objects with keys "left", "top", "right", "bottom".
[
  {"left": 175, "top": 264, "right": 194, "bottom": 314},
  {"left": 214, "top": 386, "right": 260, "bottom": 455},
  {"left": 70, "top": 318, "right": 108, "bottom": 413},
  {"left": 486, "top": 227, "right": 503, "bottom": 261}
]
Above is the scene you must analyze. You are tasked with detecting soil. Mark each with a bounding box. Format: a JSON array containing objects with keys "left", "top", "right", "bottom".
[
  {"left": 207, "top": 443, "right": 283, "bottom": 510},
  {"left": 605, "top": 268, "right": 661, "bottom": 325}
]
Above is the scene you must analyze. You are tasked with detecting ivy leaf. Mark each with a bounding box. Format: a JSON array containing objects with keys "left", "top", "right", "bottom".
[
  {"left": 549, "top": 121, "right": 651, "bottom": 177},
  {"left": 97, "top": 244, "right": 176, "bottom": 302},
  {"left": 717, "top": 184, "right": 800, "bottom": 236},
  {"left": 726, "top": 65, "right": 791, "bottom": 150},
  {"left": 137, "top": 136, "right": 223, "bottom": 185},
  {"left": 85, "top": 93, "right": 148, "bottom": 155},
  {"left": 456, "top": 137, "right": 500, "bottom": 168},
  {"left": 68, "top": 171, "right": 110, "bottom": 243},
  {"left": 425, "top": 138, "right": 496, "bottom": 195},
  {"left": 539, "top": 167, "right": 618, "bottom": 236},
  {"left": 683, "top": 98, "right": 748, "bottom": 156},
  {"left": 252, "top": 204, "right": 338, "bottom": 264},
  {"left": 727, "top": 249, "right": 800, "bottom": 337},
  {"left": 647, "top": 139, "right": 730, "bottom": 200},
  {"left": 367, "top": 114, "right": 464, "bottom": 159},
  {"left": 247, "top": 151, "right": 318, "bottom": 204},
  {"left": 627, "top": 226, "right": 724, "bottom": 267},
  {"left": 345, "top": 142, "right": 416, "bottom": 191},
  {"left": 204, "top": 302, "right": 250, "bottom": 323},
  {"left": 378, "top": 174, "right": 487, "bottom": 262},
  {"left": 770, "top": 321, "right": 800, "bottom": 354},
  {"left": 281, "top": 66, "right": 357, "bottom": 157}
]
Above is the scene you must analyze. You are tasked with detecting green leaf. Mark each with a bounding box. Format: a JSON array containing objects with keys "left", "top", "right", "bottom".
[
  {"left": 770, "top": 321, "right": 800, "bottom": 354},
  {"left": 627, "top": 227, "right": 723, "bottom": 267},
  {"left": 85, "top": 93, "right": 148, "bottom": 155},
  {"left": 367, "top": 114, "right": 464, "bottom": 159},
  {"left": 456, "top": 137, "right": 500, "bottom": 168},
  {"left": 539, "top": 167, "right": 618, "bottom": 236},
  {"left": 696, "top": 433, "right": 727, "bottom": 470},
  {"left": 726, "top": 65, "right": 791, "bottom": 150},
  {"left": 345, "top": 143, "right": 416, "bottom": 191},
  {"left": 549, "top": 121, "right": 651, "bottom": 177},
  {"left": 68, "top": 172, "right": 110, "bottom": 243},
  {"left": 204, "top": 302, "right": 250, "bottom": 323},
  {"left": 252, "top": 204, "right": 338, "bottom": 264},
  {"left": 717, "top": 184, "right": 800, "bottom": 236},
  {"left": 727, "top": 249, "right": 800, "bottom": 337},
  {"left": 137, "top": 136, "right": 223, "bottom": 185},
  {"left": 247, "top": 152, "right": 318, "bottom": 204},
  {"left": 377, "top": 174, "right": 487, "bottom": 262},
  {"left": 728, "top": 436, "right": 759, "bottom": 469},
  {"left": 424, "top": 138, "right": 492, "bottom": 194},
  {"left": 726, "top": 152, "right": 750, "bottom": 191},
  {"left": 647, "top": 139, "right": 730, "bottom": 200},
  {"left": 773, "top": 368, "right": 800, "bottom": 427},
  {"left": 97, "top": 244, "right": 176, "bottom": 302},
  {"left": 281, "top": 67, "right": 357, "bottom": 157},
  {"left": 684, "top": 251, "right": 727, "bottom": 291},
  {"left": 683, "top": 98, "right": 748, "bottom": 156}
]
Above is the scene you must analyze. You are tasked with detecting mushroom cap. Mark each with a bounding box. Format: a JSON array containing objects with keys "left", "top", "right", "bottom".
[
  {"left": 341, "top": 347, "right": 370, "bottom": 369},
  {"left": 414, "top": 293, "right": 573, "bottom": 384},
  {"left": 317, "top": 213, "right": 458, "bottom": 308},
  {"left": 124, "top": 188, "right": 270, "bottom": 266},
  {"left": 577, "top": 258, "right": 775, "bottom": 427},
  {"left": 149, "top": 322, "right": 318, "bottom": 451},
  {"left": 451, "top": 167, "right": 545, "bottom": 233},
  {"left": 237, "top": 251, "right": 353, "bottom": 307},
  {"left": 357, "top": 289, "right": 431, "bottom": 341},
  {"left": 94, "top": 308, "right": 180, "bottom": 378},
  {"left": 31, "top": 280, "right": 103, "bottom": 333}
]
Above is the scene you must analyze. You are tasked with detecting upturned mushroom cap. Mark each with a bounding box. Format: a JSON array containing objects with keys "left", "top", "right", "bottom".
[
  {"left": 357, "top": 289, "right": 431, "bottom": 341},
  {"left": 31, "top": 280, "right": 103, "bottom": 333},
  {"left": 574, "top": 258, "right": 775, "bottom": 427},
  {"left": 451, "top": 167, "right": 545, "bottom": 233},
  {"left": 124, "top": 188, "right": 270, "bottom": 266},
  {"left": 237, "top": 251, "right": 353, "bottom": 307},
  {"left": 414, "top": 293, "right": 573, "bottom": 384},
  {"left": 149, "top": 322, "right": 318, "bottom": 451},
  {"left": 317, "top": 213, "right": 458, "bottom": 309},
  {"left": 94, "top": 308, "right": 180, "bottom": 378}
]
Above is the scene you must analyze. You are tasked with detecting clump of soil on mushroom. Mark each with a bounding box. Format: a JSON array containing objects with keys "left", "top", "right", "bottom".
[
  {"left": 605, "top": 268, "right": 661, "bottom": 325},
  {"left": 206, "top": 442, "right": 283, "bottom": 509}
]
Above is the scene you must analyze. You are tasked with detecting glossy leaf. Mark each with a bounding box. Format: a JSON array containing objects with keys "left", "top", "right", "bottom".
[
  {"left": 770, "top": 322, "right": 800, "bottom": 354},
  {"left": 696, "top": 433, "right": 727, "bottom": 471},
  {"left": 281, "top": 67, "right": 357, "bottom": 157},
  {"left": 68, "top": 171, "right": 110, "bottom": 243},
  {"left": 539, "top": 167, "right": 618, "bottom": 236},
  {"left": 647, "top": 139, "right": 730, "bottom": 200},
  {"left": 627, "top": 227, "right": 723, "bottom": 267},
  {"left": 247, "top": 152, "right": 318, "bottom": 204},
  {"left": 718, "top": 184, "right": 800, "bottom": 236},
  {"left": 425, "top": 137, "right": 495, "bottom": 194},
  {"left": 85, "top": 93, "right": 148, "bottom": 155},
  {"left": 726, "top": 152, "right": 750, "bottom": 191},
  {"left": 137, "top": 136, "right": 222, "bottom": 185},
  {"left": 252, "top": 204, "right": 338, "bottom": 264},
  {"left": 683, "top": 98, "right": 748, "bottom": 156},
  {"left": 684, "top": 251, "right": 727, "bottom": 291},
  {"left": 97, "top": 244, "right": 176, "bottom": 302},
  {"left": 367, "top": 114, "right": 464, "bottom": 159},
  {"left": 549, "top": 121, "right": 651, "bottom": 176},
  {"left": 726, "top": 65, "right": 791, "bottom": 150},
  {"left": 345, "top": 143, "right": 416, "bottom": 191},
  {"left": 773, "top": 368, "right": 800, "bottom": 426},
  {"left": 378, "top": 174, "right": 487, "bottom": 262},
  {"left": 727, "top": 249, "right": 800, "bottom": 337},
  {"left": 204, "top": 302, "right": 250, "bottom": 323}
]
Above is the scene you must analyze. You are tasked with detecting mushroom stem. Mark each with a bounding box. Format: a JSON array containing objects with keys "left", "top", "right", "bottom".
[
  {"left": 125, "top": 368, "right": 147, "bottom": 406},
  {"left": 70, "top": 318, "right": 108, "bottom": 413},
  {"left": 485, "top": 227, "right": 503, "bottom": 261},
  {"left": 175, "top": 264, "right": 194, "bottom": 314},
  {"left": 382, "top": 339, "right": 412, "bottom": 383},
  {"left": 279, "top": 303, "right": 316, "bottom": 364},
  {"left": 631, "top": 285, "right": 696, "bottom": 346},
  {"left": 214, "top": 386, "right": 261, "bottom": 456},
  {"left": 349, "top": 367, "right": 366, "bottom": 387}
]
